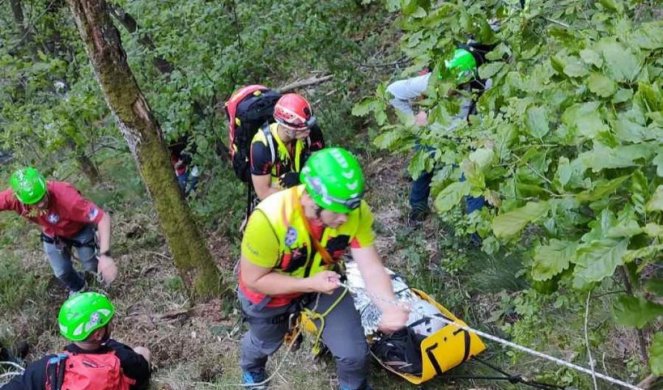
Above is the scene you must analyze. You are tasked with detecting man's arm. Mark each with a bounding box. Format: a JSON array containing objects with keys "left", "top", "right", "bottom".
[
  {"left": 250, "top": 140, "right": 279, "bottom": 200},
  {"left": 251, "top": 174, "right": 279, "bottom": 201},
  {"left": 92, "top": 210, "right": 118, "bottom": 285},
  {"left": 351, "top": 245, "right": 409, "bottom": 333},
  {"left": 240, "top": 257, "right": 337, "bottom": 295},
  {"left": 106, "top": 339, "right": 151, "bottom": 390},
  {"left": 386, "top": 73, "right": 431, "bottom": 116},
  {"left": 240, "top": 210, "right": 339, "bottom": 295},
  {"left": 0, "top": 189, "right": 20, "bottom": 213},
  {"left": 96, "top": 211, "right": 111, "bottom": 255}
]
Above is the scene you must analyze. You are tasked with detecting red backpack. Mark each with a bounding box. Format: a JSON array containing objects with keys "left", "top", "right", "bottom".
[
  {"left": 225, "top": 85, "right": 281, "bottom": 182},
  {"left": 45, "top": 351, "right": 136, "bottom": 390}
]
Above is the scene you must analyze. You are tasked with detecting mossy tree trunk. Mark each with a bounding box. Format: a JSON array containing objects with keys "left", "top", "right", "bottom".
[{"left": 66, "top": 0, "right": 227, "bottom": 300}]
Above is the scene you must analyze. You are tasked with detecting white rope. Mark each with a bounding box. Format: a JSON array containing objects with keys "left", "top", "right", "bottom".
[
  {"left": 337, "top": 282, "right": 643, "bottom": 390},
  {"left": 0, "top": 361, "right": 24, "bottom": 372},
  {"left": 0, "top": 361, "right": 24, "bottom": 386},
  {"left": 584, "top": 290, "right": 599, "bottom": 390}
]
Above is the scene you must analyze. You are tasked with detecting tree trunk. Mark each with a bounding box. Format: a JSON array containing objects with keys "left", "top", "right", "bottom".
[
  {"left": 66, "top": 0, "right": 227, "bottom": 300},
  {"left": 9, "top": 0, "right": 32, "bottom": 44}
]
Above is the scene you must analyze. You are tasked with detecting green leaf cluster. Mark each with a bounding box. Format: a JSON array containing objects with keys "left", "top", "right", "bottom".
[{"left": 367, "top": 0, "right": 663, "bottom": 376}]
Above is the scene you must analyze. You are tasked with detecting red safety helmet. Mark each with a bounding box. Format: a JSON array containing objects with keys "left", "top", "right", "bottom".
[{"left": 273, "top": 93, "right": 316, "bottom": 130}]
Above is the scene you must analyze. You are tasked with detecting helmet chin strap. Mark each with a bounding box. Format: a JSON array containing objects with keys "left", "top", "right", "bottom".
[
  {"left": 100, "top": 325, "right": 111, "bottom": 343},
  {"left": 314, "top": 205, "right": 323, "bottom": 220}
]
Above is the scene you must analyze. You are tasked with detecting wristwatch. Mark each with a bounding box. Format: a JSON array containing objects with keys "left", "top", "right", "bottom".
[{"left": 99, "top": 250, "right": 112, "bottom": 257}]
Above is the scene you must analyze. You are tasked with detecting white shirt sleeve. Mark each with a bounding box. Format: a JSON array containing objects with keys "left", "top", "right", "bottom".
[{"left": 386, "top": 73, "right": 432, "bottom": 116}]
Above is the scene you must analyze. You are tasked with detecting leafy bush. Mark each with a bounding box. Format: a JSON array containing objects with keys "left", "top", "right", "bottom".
[{"left": 359, "top": 0, "right": 663, "bottom": 380}]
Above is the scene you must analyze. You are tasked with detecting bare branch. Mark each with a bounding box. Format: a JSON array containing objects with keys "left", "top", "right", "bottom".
[{"left": 276, "top": 75, "right": 333, "bottom": 94}]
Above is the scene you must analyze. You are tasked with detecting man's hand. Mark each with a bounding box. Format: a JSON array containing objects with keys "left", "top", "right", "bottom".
[
  {"left": 133, "top": 346, "right": 151, "bottom": 364},
  {"left": 97, "top": 255, "right": 118, "bottom": 286},
  {"left": 279, "top": 172, "right": 300, "bottom": 188},
  {"left": 308, "top": 271, "right": 341, "bottom": 295},
  {"left": 378, "top": 305, "right": 410, "bottom": 334},
  {"left": 414, "top": 111, "right": 428, "bottom": 126}
]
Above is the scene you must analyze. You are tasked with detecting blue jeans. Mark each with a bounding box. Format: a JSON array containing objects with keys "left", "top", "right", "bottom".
[
  {"left": 177, "top": 172, "right": 199, "bottom": 196},
  {"left": 409, "top": 169, "right": 433, "bottom": 211},
  {"left": 43, "top": 224, "right": 97, "bottom": 291},
  {"left": 239, "top": 288, "right": 369, "bottom": 389}
]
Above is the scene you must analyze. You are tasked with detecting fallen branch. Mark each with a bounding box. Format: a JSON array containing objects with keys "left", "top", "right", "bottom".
[
  {"left": 277, "top": 75, "right": 333, "bottom": 93},
  {"left": 0, "top": 361, "right": 24, "bottom": 371},
  {"left": 159, "top": 309, "right": 191, "bottom": 321}
]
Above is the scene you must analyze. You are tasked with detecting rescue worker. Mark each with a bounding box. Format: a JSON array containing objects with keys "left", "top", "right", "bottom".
[
  {"left": 0, "top": 167, "right": 117, "bottom": 294},
  {"left": 250, "top": 93, "right": 325, "bottom": 201},
  {"left": 1, "top": 292, "right": 151, "bottom": 390},
  {"left": 387, "top": 44, "right": 492, "bottom": 223},
  {"left": 238, "top": 147, "right": 409, "bottom": 390}
]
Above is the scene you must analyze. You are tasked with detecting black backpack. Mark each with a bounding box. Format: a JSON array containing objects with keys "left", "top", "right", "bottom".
[
  {"left": 224, "top": 85, "right": 282, "bottom": 182},
  {"left": 371, "top": 328, "right": 426, "bottom": 376}
]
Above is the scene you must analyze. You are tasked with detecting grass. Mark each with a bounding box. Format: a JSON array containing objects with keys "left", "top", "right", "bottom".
[
  {"left": 0, "top": 153, "right": 649, "bottom": 390},
  {"left": 20, "top": 107, "right": 653, "bottom": 390}
]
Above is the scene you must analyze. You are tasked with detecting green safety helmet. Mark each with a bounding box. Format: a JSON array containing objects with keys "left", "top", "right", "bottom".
[
  {"left": 58, "top": 292, "right": 115, "bottom": 342},
  {"left": 443, "top": 48, "right": 478, "bottom": 84},
  {"left": 9, "top": 167, "right": 47, "bottom": 205},
  {"left": 300, "top": 148, "right": 365, "bottom": 214}
]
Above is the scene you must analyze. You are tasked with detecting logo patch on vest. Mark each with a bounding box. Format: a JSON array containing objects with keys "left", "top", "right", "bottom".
[
  {"left": 285, "top": 226, "right": 298, "bottom": 247},
  {"left": 47, "top": 212, "right": 60, "bottom": 224}
]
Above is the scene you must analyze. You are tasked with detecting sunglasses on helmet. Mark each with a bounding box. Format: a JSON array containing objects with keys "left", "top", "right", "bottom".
[
  {"left": 279, "top": 115, "right": 317, "bottom": 131},
  {"left": 308, "top": 179, "right": 363, "bottom": 212}
]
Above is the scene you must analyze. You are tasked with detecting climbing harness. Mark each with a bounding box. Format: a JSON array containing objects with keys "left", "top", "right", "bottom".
[{"left": 298, "top": 287, "right": 349, "bottom": 356}]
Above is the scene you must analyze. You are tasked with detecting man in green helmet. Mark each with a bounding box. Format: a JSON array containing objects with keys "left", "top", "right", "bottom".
[
  {"left": 237, "top": 147, "right": 409, "bottom": 390},
  {"left": 1, "top": 292, "right": 151, "bottom": 390},
  {"left": 386, "top": 43, "right": 493, "bottom": 224},
  {"left": 0, "top": 167, "right": 117, "bottom": 294}
]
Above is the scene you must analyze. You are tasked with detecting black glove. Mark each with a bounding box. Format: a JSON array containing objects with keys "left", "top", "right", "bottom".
[{"left": 279, "top": 172, "right": 300, "bottom": 188}]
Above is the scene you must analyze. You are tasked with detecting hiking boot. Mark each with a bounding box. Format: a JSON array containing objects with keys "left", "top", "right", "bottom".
[
  {"left": 68, "top": 282, "right": 87, "bottom": 298},
  {"left": 407, "top": 205, "right": 430, "bottom": 226},
  {"left": 242, "top": 369, "right": 267, "bottom": 389}
]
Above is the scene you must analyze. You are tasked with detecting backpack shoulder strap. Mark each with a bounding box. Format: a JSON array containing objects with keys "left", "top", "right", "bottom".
[
  {"left": 261, "top": 124, "right": 276, "bottom": 165},
  {"left": 46, "top": 353, "right": 69, "bottom": 390}
]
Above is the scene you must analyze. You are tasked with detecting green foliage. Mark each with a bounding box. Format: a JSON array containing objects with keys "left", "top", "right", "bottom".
[
  {"left": 613, "top": 295, "right": 663, "bottom": 329},
  {"left": 0, "top": 0, "right": 112, "bottom": 173},
  {"left": 531, "top": 239, "right": 576, "bottom": 281},
  {"left": 651, "top": 332, "right": 663, "bottom": 376},
  {"left": 492, "top": 201, "right": 549, "bottom": 239},
  {"left": 363, "top": 0, "right": 663, "bottom": 383}
]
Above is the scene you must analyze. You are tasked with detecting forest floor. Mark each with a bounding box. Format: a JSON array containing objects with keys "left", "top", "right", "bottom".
[
  {"left": 0, "top": 152, "right": 519, "bottom": 390},
  {"left": 0, "top": 152, "right": 648, "bottom": 390}
]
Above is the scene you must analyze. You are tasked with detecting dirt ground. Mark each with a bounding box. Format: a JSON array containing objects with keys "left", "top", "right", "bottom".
[{"left": 2, "top": 152, "right": 651, "bottom": 389}]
